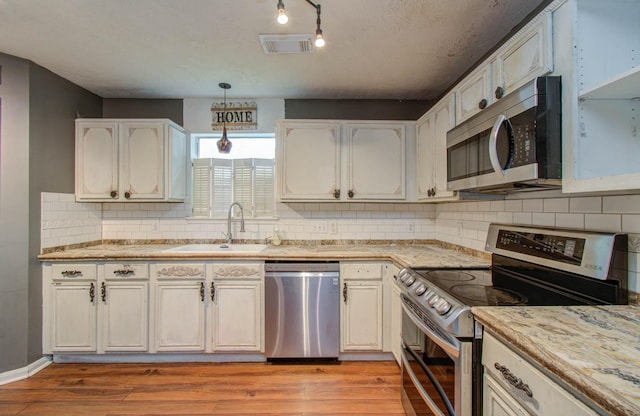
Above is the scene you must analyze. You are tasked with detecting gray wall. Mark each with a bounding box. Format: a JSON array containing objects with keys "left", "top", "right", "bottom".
[
  {"left": 103, "top": 98, "right": 183, "bottom": 125},
  {"left": 0, "top": 52, "right": 102, "bottom": 372},
  {"left": 284, "top": 99, "right": 433, "bottom": 120}
]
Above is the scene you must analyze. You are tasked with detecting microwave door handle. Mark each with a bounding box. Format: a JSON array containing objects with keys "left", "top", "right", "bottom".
[{"left": 489, "top": 114, "right": 506, "bottom": 177}]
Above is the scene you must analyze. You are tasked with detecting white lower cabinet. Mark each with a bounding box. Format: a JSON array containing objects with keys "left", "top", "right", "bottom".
[
  {"left": 100, "top": 263, "right": 149, "bottom": 352},
  {"left": 150, "top": 263, "right": 207, "bottom": 352},
  {"left": 49, "top": 280, "right": 98, "bottom": 352},
  {"left": 209, "top": 263, "right": 264, "bottom": 352},
  {"left": 340, "top": 262, "right": 383, "bottom": 351},
  {"left": 44, "top": 262, "right": 150, "bottom": 354},
  {"left": 482, "top": 331, "right": 599, "bottom": 416}
]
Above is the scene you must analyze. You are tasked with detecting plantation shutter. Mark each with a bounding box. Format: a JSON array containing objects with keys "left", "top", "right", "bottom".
[
  {"left": 192, "top": 156, "right": 274, "bottom": 218},
  {"left": 212, "top": 159, "right": 233, "bottom": 217},
  {"left": 254, "top": 158, "right": 274, "bottom": 217},
  {"left": 192, "top": 159, "right": 212, "bottom": 217}
]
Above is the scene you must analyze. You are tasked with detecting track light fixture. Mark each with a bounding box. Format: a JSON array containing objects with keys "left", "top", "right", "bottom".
[
  {"left": 216, "top": 82, "right": 232, "bottom": 154},
  {"left": 275, "top": 0, "right": 325, "bottom": 48}
]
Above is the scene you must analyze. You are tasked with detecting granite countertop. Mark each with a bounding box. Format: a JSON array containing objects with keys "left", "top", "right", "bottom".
[
  {"left": 473, "top": 305, "right": 640, "bottom": 416},
  {"left": 38, "top": 242, "right": 490, "bottom": 269}
]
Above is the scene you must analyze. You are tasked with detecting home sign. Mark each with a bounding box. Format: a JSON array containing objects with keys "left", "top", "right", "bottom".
[{"left": 211, "top": 101, "right": 257, "bottom": 130}]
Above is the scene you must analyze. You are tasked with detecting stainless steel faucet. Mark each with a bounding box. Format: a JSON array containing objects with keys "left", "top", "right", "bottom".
[{"left": 225, "top": 202, "right": 245, "bottom": 244}]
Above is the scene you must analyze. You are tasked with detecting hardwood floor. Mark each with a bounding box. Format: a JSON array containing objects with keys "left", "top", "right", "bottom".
[{"left": 0, "top": 361, "right": 405, "bottom": 415}]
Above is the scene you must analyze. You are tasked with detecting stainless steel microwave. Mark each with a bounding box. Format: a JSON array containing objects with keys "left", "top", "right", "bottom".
[{"left": 446, "top": 76, "right": 562, "bottom": 193}]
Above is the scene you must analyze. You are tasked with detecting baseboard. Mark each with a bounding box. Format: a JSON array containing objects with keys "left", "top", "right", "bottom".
[
  {"left": 0, "top": 356, "right": 52, "bottom": 386},
  {"left": 53, "top": 353, "right": 267, "bottom": 364}
]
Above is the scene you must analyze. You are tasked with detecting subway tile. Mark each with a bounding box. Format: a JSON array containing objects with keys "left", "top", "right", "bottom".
[
  {"left": 543, "top": 198, "right": 569, "bottom": 213},
  {"left": 584, "top": 214, "right": 622, "bottom": 232},
  {"left": 532, "top": 213, "right": 555, "bottom": 227},
  {"left": 569, "top": 196, "right": 602, "bottom": 213},
  {"left": 555, "top": 213, "right": 585, "bottom": 229},
  {"left": 522, "top": 199, "right": 543, "bottom": 212},
  {"left": 504, "top": 200, "right": 523, "bottom": 212},
  {"left": 622, "top": 215, "right": 640, "bottom": 233},
  {"left": 603, "top": 195, "right": 640, "bottom": 214}
]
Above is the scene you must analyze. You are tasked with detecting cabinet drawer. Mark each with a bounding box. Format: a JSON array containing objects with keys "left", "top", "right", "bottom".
[
  {"left": 151, "top": 263, "right": 206, "bottom": 280},
  {"left": 482, "top": 331, "right": 598, "bottom": 416},
  {"left": 341, "top": 263, "right": 382, "bottom": 280},
  {"left": 104, "top": 263, "right": 149, "bottom": 280},
  {"left": 51, "top": 264, "right": 97, "bottom": 281},
  {"left": 211, "top": 262, "right": 264, "bottom": 279}
]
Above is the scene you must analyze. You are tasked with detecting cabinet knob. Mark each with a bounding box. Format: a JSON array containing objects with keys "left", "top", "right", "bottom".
[
  {"left": 110, "top": 190, "right": 118, "bottom": 198},
  {"left": 495, "top": 86, "right": 505, "bottom": 100},
  {"left": 124, "top": 191, "right": 131, "bottom": 199},
  {"left": 333, "top": 189, "right": 341, "bottom": 199},
  {"left": 348, "top": 190, "right": 354, "bottom": 198},
  {"left": 478, "top": 99, "right": 488, "bottom": 110}
]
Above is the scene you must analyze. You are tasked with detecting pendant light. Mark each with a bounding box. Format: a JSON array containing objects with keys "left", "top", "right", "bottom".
[{"left": 216, "top": 82, "right": 232, "bottom": 154}]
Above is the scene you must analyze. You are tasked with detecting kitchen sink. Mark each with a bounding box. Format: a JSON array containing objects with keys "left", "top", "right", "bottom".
[{"left": 163, "top": 243, "right": 269, "bottom": 253}]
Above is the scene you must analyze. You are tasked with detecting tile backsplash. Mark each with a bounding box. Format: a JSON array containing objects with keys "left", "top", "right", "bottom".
[{"left": 41, "top": 192, "right": 640, "bottom": 294}]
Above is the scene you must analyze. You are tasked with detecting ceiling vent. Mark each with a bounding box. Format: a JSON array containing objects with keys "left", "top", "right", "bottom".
[{"left": 259, "top": 34, "right": 314, "bottom": 54}]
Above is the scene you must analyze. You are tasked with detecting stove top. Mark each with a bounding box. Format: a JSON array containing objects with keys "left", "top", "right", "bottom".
[{"left": 399, "top": 223, "right": 629, "bottom": 339}]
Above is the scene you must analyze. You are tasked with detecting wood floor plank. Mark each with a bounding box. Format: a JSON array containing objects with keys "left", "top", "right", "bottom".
[{"left": 0, "top": 361, "right": 405, "bottom": 415}]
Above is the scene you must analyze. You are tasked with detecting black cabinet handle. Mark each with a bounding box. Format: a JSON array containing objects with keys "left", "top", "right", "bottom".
[
  {"left": 333, "top": 189, "right": 341, "bottom": 199},
  {"left": 200, "top": 282, "right": 205, "bottom": 302},
  {"left": 478, "top": 98, "right": 488, "bottom": 110},
  {"left": 101, "top": 282, "right": 107, "bottom": 303},
  {"left": 110, "top": 190, "right": 118, "bottom": 198},
  {"left": 210, "top": 281, "right": 216, "bottom": 301},
  {"left": 495, "top": 86, "right": 505, "bottom": 99},
  {"left": 89, "top": 283, "right": 95, "bottom": 303},
  {"left": 494, "top": 362, "right": 533, "bottom": 398},
  {"left": 342, "top": 283, "right": 348, "bottom": 303},
  {"left": 348, "top": 190, "right": 354, "bottom": 198}
]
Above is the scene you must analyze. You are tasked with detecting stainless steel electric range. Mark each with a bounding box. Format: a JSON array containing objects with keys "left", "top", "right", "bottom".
[{"left": 398, "top": 223, "right": 628, "bottom": 416}]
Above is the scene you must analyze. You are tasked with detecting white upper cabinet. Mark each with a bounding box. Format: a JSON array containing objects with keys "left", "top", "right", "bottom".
[
  {"left": 347, "top": 123, "right": 405, "bottom": 200},
  {"left": 277, "top": 120, "right": 407, "bottom": 202},
  {"left": 277, "top": 121, "right": 341, "bottom": 201},
  {"left": 75, "top": 118, "right": 187, "bottom": 202},
  {"left": 492, "top": 11, "right": 553, "bottom": 99},
  {"left": 455, "top": 64, "right": 492, "bottom": 124},
  {"left": 560, "top": 0, "right": 640, "bottom": 193},
  {"left": 454, "top": 10, "right": 553, "bottom": 125},
  {"left": 417, "top": 94, "right": 457, "bottom": 201}
]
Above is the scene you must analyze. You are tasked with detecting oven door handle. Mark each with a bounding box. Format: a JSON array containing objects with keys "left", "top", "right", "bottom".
[
  {"left": 404, "top": 343, "right": 457, "bottom": 416},
  {"left": 401, "top": 301, "right": 460, "bottom": 358},
  {"left": 489, "top": 114, "right": 507, "bottom": 177}
]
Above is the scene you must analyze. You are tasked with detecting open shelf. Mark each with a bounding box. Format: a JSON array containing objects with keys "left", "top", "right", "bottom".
[{"left": 579, "top": 66, "right": 640, "bottom": 100}]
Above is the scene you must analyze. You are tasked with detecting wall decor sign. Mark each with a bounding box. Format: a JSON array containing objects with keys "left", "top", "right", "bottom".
[{"left": 211, "top": 101, "right": 257, "bottom": 131}]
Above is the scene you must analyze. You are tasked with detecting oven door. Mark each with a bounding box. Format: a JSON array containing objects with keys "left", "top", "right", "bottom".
[{"left": 400, "top": 299, "right": 472, "bottom": 416}]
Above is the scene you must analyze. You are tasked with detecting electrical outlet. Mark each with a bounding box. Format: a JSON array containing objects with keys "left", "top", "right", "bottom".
[{"left": 328, "top": 220, "right": 338, "bottom": 235}]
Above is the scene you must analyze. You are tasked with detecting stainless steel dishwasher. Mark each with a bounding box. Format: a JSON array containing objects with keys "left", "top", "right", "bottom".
[{"left": 265, "top": 262, "right": 340, "bottom": 360}]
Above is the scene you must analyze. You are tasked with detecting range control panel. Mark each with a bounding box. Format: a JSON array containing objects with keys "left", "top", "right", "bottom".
[{"left": 496, "top": 230, "right": 585, "bottom": 265}]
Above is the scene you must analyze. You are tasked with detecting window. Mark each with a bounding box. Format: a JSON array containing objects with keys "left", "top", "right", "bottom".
[{"left": 192, "top": 134, "right": 275, "bottom": 218}]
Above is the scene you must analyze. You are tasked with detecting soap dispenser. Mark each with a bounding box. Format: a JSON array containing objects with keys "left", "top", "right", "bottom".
[{"left": 272, "top": 225, "right": 282, "bottom": 246}]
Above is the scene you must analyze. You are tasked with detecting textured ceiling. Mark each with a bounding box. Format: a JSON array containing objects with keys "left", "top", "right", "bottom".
[{"left": 0, "top": 0, "right": 547, "bottom": 100}]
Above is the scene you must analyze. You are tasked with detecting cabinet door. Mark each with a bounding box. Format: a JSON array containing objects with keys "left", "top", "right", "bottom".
[
  {"left": 100, "top": 280, "right": 149, "bottom": 352},
  {"left": 494, "top": 12, "right": 553, "bottom": 99},
  {"left": 483, "top": 374, "right": 529, "bottom": 416},
  {"left": 167, "top": 124, "right": 187, "bottom": 200},
  {"left": 417, "top": 95, "right": 457, "bottom": 201},
  {"left": 211, "top": 280, "right": 263, "bottom": 352},
  {"left": 341, "top": 281, "right": 383, "bottom": 351},
  {"left": 455, "top": 65, "right": 492, "bottom": 124},
  {"left": 50, "top": 282, "right": 97, "bottom": 352},
  {"left": 121, "top": 121, "right": 165, "bottom": 200},
  {"left": 75, "top": 121, "right": 119, "bottom": 200},
  {"left": 416, "top": 112, "right": 434, "bottom": 200},
  {"left": 153, "top": 281, "right": 206, "bottom": 351},
  {"left": 278, "top": 121, "right": 341, "bottom": 201},
  {"left": 347, "top": 124, "right": 405, "bottom": 200}
]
